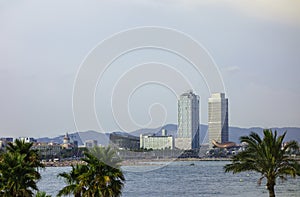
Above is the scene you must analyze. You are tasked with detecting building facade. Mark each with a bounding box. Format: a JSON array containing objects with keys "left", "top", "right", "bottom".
[
  {"left": 19, "top": 137, "right": 36, "bottom": 143},
  {"left": 177, "top": 90, "right": 200, "bottom": 150},
  {"left": 32, "top": 142, "right": 62, "bottom": 159},
  {"left": 208, "top": 93, "right": 229, "bottom": 148},
  {"left": 85, "top": 140, "right": 98, "bottom": 148},
  {"left": 109, "top": 132, "right": 140, "bottom": 150},
  {"left": 0, "top": 137, "right": 13, "bottom": 150},
  {"left": 140, "top": 132, "right": 174, "bottom": 150},
  {"left": 62, "top": 132, "right": 78, "bottom": 149}
]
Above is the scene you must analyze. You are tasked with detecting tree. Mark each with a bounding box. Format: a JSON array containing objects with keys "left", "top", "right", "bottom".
[
  {"left": 57, "top": 164, "right": 88, "bottom": 197},
  {"left": 81, "top": 151, "right": 124, "bottom": 197},
  {"left": 35, "top": 191, "right": 51, "bottom": 197},
  {"left": 6, "top": 139, "right": 44, "bottom": 169},
  {"left": 0, "top": 152, "right": 41, "bottom": 196},
  {"left": 0, "top": 139, "right": 44, "bottom": 196},
  {"left": 224, "top": 129, "right": 300, "bottom": 197},
  {"left": 58, "top": 146, "right": 125, "bottom": 197},
  {"left": 88, "top": 146, "right": 122, "bottom": 168}
]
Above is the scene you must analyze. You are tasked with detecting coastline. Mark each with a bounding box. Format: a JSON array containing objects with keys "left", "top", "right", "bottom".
[
  {"left": 42, "top": 157, "right": 232, "bottom": 167},
  {"left": 43, "top": 156, "right": 300, "bottom": 167}
]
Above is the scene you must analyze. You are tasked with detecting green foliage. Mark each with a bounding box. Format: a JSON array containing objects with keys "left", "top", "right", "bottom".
[
  {"left": 57, "top": 164, "right": 88, "bottom": 197},
  {"left": 87, "top": 146, "right": 122, "bottom": 168},
  {"left": 224, "top": 129, "right": 300, "bottom": 197},
  {"left": 6, "top": 139, "right": 44, "bottom": 169},
  {"left": 35, "top": 191, "right": 51, "bottom": 197},
  {"left": 0, "top": 139, "right": 44, "bottom": 196},
  {"left": 58, "top": 146, "right": 125, "bottom": 197}
]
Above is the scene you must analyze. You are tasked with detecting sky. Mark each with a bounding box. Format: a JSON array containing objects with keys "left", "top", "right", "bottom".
[{"left": 0, "top": 0, "right": 300, "bottom": 138}]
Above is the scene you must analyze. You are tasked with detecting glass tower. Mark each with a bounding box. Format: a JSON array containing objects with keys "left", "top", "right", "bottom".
[
  {"left": 208, "top": 93, "right": 229, "bottom": 148},
  {"left": 177, "top": 90, "right": 200, "bottom": 150}
]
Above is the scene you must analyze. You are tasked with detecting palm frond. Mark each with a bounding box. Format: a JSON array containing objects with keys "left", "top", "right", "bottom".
[{"left": 225, "top": 129, "right": 299, "bottom": 196}]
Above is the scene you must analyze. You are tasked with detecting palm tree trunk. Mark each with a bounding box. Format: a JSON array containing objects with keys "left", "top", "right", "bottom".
[
  {"left": 267, "top": 182, "right": 275, "bottom": 197},
  {"left": 268, "top": 186, "right": 275, "bottom": 197}
]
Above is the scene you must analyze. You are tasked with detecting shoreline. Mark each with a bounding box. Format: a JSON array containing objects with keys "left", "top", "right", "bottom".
[{"left": 42, "top": 157, "right": 232, "bottom": 167}]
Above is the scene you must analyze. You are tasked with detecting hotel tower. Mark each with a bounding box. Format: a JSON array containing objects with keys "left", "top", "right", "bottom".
[
  {"left": 208, "top": 93, "right": 229, "bottom": 148},
  {"left": 177, "top": 90, "right": 200, "bottom": 150}
]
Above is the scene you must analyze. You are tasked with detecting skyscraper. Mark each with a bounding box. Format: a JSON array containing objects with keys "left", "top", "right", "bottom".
[
  {"left": 208, "top": 93, "right": 229, "bottom": 148},
  {"left": 176, "top": 90, "right": 200, "bottom": 150}
]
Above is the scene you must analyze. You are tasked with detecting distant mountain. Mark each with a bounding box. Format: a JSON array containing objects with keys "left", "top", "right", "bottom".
[
  {"left": 131, "top": 124, "right": 208, "bottom": 144},
  {"left": 37, "top": 132, "right": 83, "bottom": 145},
  {"left": 37, "top": 125, "right": 300, "bottom": 146},
  {"left": 229, "top": 126, "right": 300, "bottom": 143},
  {"left": 77, "top": 130, "right": 109, "bottom": 146},
  {"left": 129, "top": 124, "right": 300, "bottom": 144},
  {"left": 37, "top": 131, "right": 109, "bottom": 146},
  {"left": 130, "top": 124, "right": 178, "bottom": 136}
]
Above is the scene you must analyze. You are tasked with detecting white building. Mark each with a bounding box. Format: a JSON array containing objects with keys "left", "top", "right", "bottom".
[
  {"left": 176, "top": 90, "right": 200, "bottom": 150},
  {"left": 85, "top": 140, "right": 98, "bottom": 148},
  {"left": 140, "top": 130, "right": 174, "bottom": 150},
  {"left": 19, "top": 137, "right": 36, "bottom": 143},
  {"left": 208, "top": 93, "right": 229, "bottom": 148}
]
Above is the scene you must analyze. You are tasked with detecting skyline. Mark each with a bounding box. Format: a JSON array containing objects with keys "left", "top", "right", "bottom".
[{"left": 1, "top": 0, "right": 300, "bottom": 137}]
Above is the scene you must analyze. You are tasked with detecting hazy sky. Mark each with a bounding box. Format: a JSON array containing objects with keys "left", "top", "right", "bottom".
[{"left": 1, "top": 0, "right": 300, "bottom": 138}]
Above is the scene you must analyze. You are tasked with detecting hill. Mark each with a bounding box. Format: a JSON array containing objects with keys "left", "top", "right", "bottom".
[
  {"left": 37, "top": 131, "right": 109, "bottom": 146},
  {"left": 229, "top": 126, "right": 300, "bottom": 143},
  {"left": 128, "top": 125, "right": 300, "bottom": 144},
  {"left": 37, "top": 125, "right": 300, "bottom": 145}
]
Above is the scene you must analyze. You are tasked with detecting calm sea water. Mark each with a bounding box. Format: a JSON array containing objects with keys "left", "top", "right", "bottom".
[{"left": 37, "top": 161, "right": 300, "bottom": 197}]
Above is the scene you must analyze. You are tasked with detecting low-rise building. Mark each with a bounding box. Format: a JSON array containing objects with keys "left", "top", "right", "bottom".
[
  {"left": 19, "top": 137, "right": 36, "bottom": 143},
  {"left": 109, "top": 132, "right": 140, "bottom": 150},
  {"left": 0, "top": 137, "right": 13, "bottom": 149},
  {"left": 140, "top": 130, "right": 174, "bottom": 150},
  {"left": 32, "top": 142, "right": 62, "bottom": 159},
  {"left": 85, "top": 140, "right": 98, "bottom": 148}
]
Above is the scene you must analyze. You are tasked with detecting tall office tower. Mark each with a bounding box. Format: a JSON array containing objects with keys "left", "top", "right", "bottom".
[
  {"left": 176, "top": 90, "right": 200, "bottom": 150},
  {"left": 208, "top": 93, "right": 229, "bottom": 148}
]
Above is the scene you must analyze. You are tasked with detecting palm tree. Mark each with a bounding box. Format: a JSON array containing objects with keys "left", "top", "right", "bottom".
[
  {"left": 35, "top": 191, "right": 51, "bottom": 197},
  {"left": 0, "top": 152, "right": 41, "bottom": 196},
  {"left": 0, "top": 139, "right": 44, "bottom": 196},
  {"left": 80, "top": 151, "right": 125, "bottom": 197},
  {"left": 57, "top": 164, "right": 88, "bottom": 197},
  {"left": 58, "top": 147, "right": 125, "bottom": 197},
  {"left": 88, "top": 146, "right": 122, "bottom": 168},
  {"left": 224, "top": 129, "right": 300, "bottom": 197},
  {"left": 6, "top": 139, "right": 44, "bottom": 169}
]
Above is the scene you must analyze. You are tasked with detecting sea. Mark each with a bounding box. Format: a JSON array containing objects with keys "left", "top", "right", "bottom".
[{"left": 37, "top": 161, "right": 300, "bottom": 197}]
